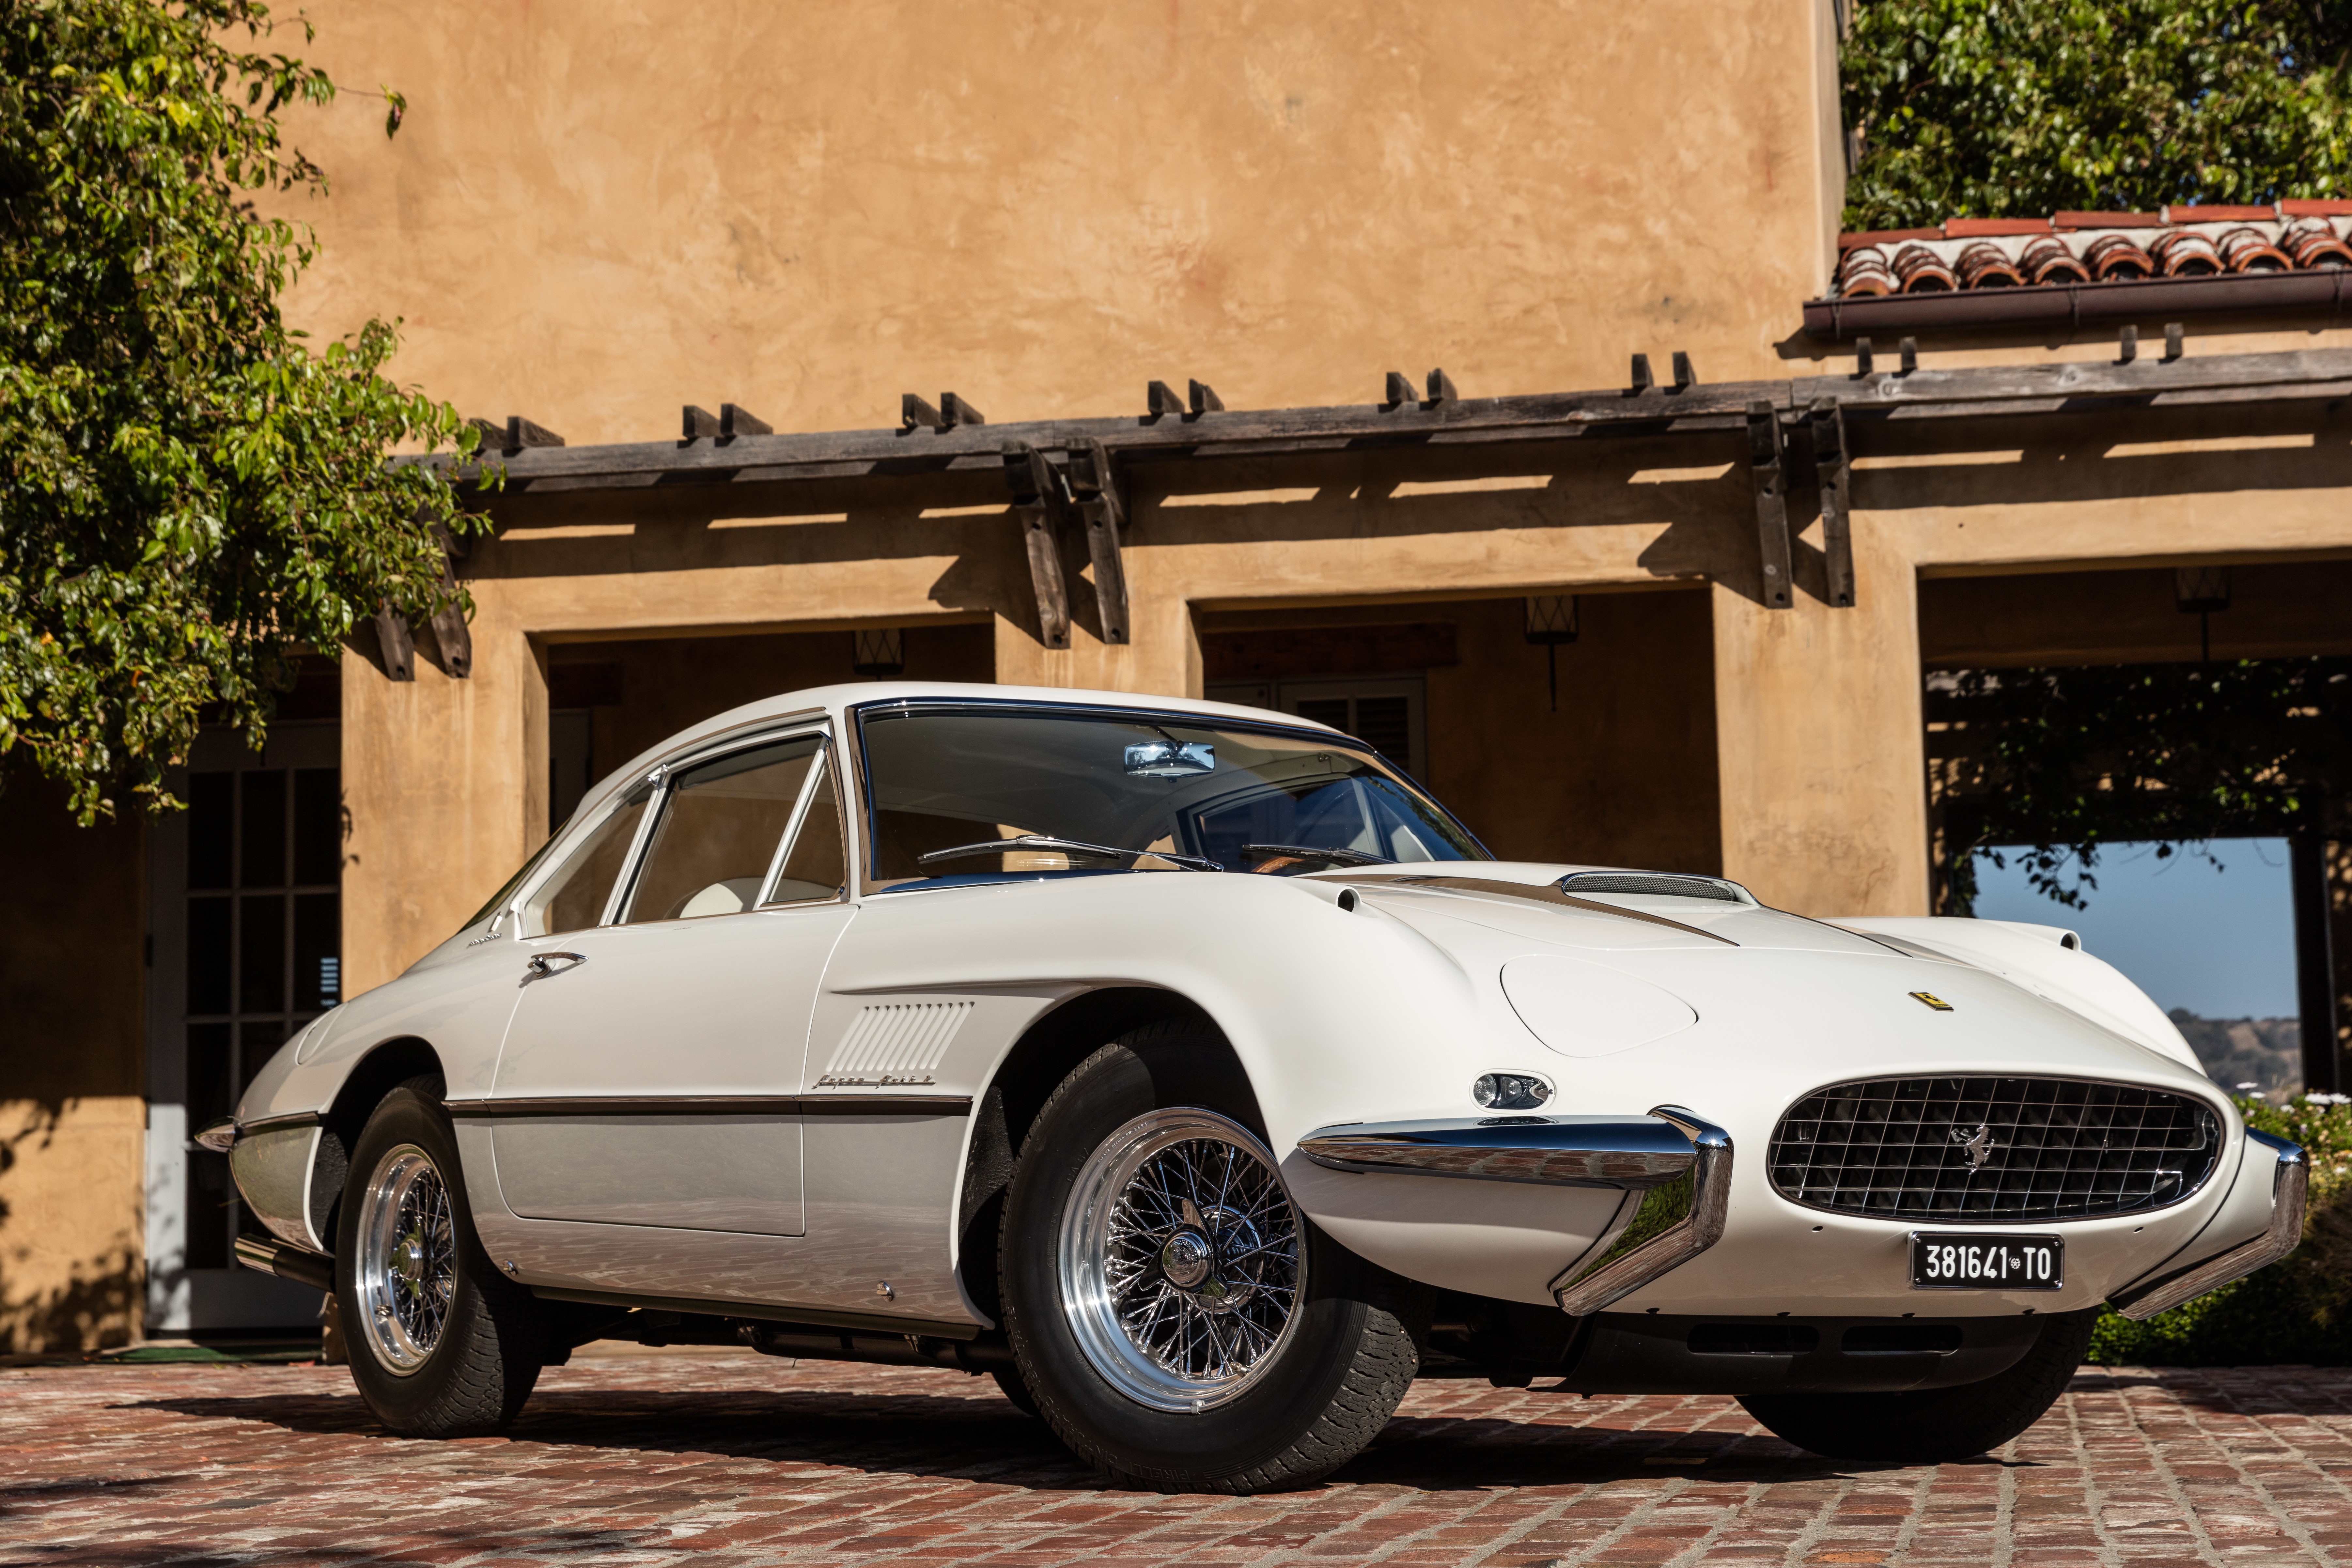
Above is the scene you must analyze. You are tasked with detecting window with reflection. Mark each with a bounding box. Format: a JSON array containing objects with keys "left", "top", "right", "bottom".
[
  {"left": 623, "top": 736, "right": 829, "bottom": 922},
  {"left": 859, "top": 705, "right": 1484, "bottom": 886}
]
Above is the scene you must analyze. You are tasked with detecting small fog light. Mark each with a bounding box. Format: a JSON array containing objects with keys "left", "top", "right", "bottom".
[{"left": 1472, "top": 1072, "right": 1553, "bottom": 1111}]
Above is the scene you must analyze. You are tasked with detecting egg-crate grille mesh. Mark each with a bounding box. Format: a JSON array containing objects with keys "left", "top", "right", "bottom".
[{"left": 1768, "top": 1077, "right": 2220, "bottom": 1222}]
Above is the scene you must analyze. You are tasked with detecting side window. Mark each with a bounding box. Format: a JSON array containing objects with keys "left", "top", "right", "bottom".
[
  {"left": 523, "top": 782, "right": 654, "bottom": 937},
  {"left": 766, "top": 754, "right": 846, "bottom": 904},
  {"left": 622, "top": 737, "right": 820, "bottom": 924}
]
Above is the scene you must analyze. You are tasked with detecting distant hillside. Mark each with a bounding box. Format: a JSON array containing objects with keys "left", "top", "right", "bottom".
[{"left": 2169, "top": 1010, "right": 2302, "bottom": 1099}]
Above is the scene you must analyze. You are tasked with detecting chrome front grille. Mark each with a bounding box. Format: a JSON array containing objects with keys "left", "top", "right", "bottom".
[{"left": 1768, "top": 1077, "right": 2220, "bottom": 1223}]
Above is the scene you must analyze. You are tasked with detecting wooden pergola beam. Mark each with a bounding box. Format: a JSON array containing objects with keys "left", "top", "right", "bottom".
[{"left": 427, "top": 346, "right": 2352, "bottom": 495}]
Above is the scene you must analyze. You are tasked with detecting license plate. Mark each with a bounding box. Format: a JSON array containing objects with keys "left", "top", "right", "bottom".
[{"left": 1909, "top": 1232, "right": 2064, "bottom": 1290}]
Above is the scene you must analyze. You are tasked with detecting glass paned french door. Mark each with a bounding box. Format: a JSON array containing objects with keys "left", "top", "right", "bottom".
[
  {"left": 147, "top": 722, "right": 341, "bottom": 1330},
  {"left": 179, "top": 765, "right": 341, "bottom": 1268}
]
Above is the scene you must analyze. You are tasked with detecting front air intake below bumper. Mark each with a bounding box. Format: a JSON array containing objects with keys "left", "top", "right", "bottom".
[{"left": 1551, "top": 1106, "right": 1734, "bottom": 1317}]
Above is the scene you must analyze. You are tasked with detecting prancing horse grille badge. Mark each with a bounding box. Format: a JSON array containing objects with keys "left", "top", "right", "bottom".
[
  {"left": 1909, "top": 990, "right": 1954, "bottom": 1011},
  {"left": 1952, "top": 1121, "right": 1999, "bottom": 1171}
]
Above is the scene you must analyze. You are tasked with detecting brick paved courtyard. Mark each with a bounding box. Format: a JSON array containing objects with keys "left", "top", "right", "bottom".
[{"left": 5, "top": 1349, "right": 2351, "bottom": 1566}]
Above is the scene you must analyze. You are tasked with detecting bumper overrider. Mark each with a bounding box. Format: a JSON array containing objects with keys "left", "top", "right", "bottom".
[
  {"left": 1297, "top": 1106, "right": 1733, "bottom": 1314},
  {"left": 2107, "top": 1128, "right": 2307, "bottom": 1320}
]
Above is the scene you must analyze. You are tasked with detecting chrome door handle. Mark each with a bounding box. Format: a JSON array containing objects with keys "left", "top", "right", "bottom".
[{"left": 523, "top": 951, "right": 587, "bottom": 981}]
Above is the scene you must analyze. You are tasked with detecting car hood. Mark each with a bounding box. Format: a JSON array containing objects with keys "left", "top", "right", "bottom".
[
  {"left": 1329, "top": 862, "right": 2219, "bottom": 1094},
  {"left": 1323, "top": 862, "right": 1893, "bottom": 955}
]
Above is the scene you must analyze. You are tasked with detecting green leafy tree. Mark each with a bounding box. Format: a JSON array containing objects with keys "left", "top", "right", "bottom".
[
  {"left": 1, "top": 0, "right": 480, "bottom": 824},
  {"left": 1842, "top": 0, "right": 2352, "bottom": 229}
]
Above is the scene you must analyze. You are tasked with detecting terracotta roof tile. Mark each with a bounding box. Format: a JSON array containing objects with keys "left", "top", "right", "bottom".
[{"left": 1829, "top": 208, "right": 2352, "bottom": 299}]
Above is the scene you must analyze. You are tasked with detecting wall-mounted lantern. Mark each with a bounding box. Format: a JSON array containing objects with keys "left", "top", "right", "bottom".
[
  {"left": 852, "top": 627, "right": 906, "bottom": 678},
  {"left": 1524, "top": 595, "right": 1579, "bottom": 711}
]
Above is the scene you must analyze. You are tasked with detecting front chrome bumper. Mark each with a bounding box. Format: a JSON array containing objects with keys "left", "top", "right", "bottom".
[
  {"left": 2108, "top": 1129, "right": 2307, "bottom": 1320},
  {"left": 1296, "top": 1105, "right": 1735, "bottom": 1317},
  {"left": 1297, "top": 1112, "right": 1697, "bottom": 1188}
]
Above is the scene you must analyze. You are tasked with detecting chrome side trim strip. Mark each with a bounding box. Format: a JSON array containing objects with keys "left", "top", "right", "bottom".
[
  {"left": 232, "top": 1234, "right": 334, "bottom": 1293},
  {"left": 2108, "top": 1131, "right": 2308, "bottom": 1321},
  {"left": 444, "top": 1094, "right": 973, "bottom": 1118},
  {"left": 1297, "top": 1114, "right": 1695, "bottom": 1189},
  {"left": 1550, "top": 1105, "right": 1734, "bottom": 1317}
]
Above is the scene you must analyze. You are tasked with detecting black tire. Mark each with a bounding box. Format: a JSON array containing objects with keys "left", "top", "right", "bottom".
[
  {"left": 1737, "top": 1308, "right": 2099, "bottom": 1463},
  {"left": 991, "top": 1366, "right": 1041, "bottom": 1418},
  {"left": 1000, "top": 1025, "right": 1423, "bottom": 1493},
  {"left": 335, "top": 1076, "right": 548, "bottom": 1436}
]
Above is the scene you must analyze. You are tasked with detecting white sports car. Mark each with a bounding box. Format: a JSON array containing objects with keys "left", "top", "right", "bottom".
[{"left": 208, "top": 683, "right": 2305, "bottom": 1491}]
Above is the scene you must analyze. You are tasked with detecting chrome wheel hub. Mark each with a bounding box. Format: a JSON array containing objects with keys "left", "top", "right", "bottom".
[
  {"left": 1060, "top": 1108, "right": 1304, "bottom": 1413},
  {"left": 354, "top": 1144, "right": 456, "bottom": 1375}
]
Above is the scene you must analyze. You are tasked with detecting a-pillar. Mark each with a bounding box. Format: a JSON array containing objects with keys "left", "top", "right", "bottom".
[
  {"left": 1710, "top": 527, "right": 1927, "bottom": 917},
  {"left": 341, "top": 604, "right": 546, "bottom": 995}
]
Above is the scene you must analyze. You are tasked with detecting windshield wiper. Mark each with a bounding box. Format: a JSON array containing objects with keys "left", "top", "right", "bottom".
[
  {"left": 917, "top": 835, "right": 1223, "bottom": 873},
  {"left": 1240, "top": 844, "right": 1395, "bottom": 868}
]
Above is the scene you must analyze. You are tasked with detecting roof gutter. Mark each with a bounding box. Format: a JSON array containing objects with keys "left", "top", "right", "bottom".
[{"left": 1804, "top": 269, "right": 2352, "bottom": 340}]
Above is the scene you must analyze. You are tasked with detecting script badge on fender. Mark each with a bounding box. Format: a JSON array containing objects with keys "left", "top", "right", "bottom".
[{"left": 1910, "top": 991, "right": 1955, "bottom": 1011}]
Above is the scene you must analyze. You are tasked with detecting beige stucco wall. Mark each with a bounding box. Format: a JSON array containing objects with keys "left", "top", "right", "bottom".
[
  {"left": 273, "top": 0, "right": 1845, "bottom": 445},
  {"left": 0, "top": 1098, "right": 146, "bottom": 1355},
  {"left": 0, "top": 768, "right": 145, "bottom": 1354}
]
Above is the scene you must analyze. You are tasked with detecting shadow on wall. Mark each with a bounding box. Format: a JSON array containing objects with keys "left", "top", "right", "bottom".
[{"left": 0, "top": 1101, "right": 143, "bottom": 1356}]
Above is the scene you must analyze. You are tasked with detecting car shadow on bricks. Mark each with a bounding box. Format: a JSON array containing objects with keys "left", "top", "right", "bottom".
[
  {"left": 120, "top": 1389, "right": 2050, "bottom": 1495},
  {"left": 123, "top": 1387, "right": 1100, "bottom": 1486},
  {"left": 1341, "top": 1419, "right": 1979, "bottom": 1488}
]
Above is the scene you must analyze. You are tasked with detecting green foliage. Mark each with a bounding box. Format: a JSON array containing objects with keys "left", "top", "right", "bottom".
[
  {"left": 1842, "top": 0, "right": 2352, "bottom": 229},
  {"left": 0, "top": 0, "right": 480, "bottom": 823},
  {"left": 2088, "top": 1092, "right": 2352, "bottom": 1365},
  {"left": 1937, "top": 658, "right": 2352, "bottom": 912}
]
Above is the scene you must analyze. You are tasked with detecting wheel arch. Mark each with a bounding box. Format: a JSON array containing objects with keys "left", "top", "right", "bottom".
[
  {"left": 955, "top": 985, "right": 1254, "bottom": 1319},
  {"left": 310, "top": 1035, "right": 446, "bottom": 1249}
]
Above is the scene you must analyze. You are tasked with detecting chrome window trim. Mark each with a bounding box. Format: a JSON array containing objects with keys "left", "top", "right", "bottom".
[
  {"left": 600, "top": 765, "right": 672, "bottom": 927},
  {"left": 755, "top": 740, "right": 843, "bottom": 908}
]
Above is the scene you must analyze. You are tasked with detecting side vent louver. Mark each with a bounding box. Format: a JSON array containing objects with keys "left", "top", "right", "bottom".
[{"left": 818, "top": 1001, "right": 975, "bottom": 1087}]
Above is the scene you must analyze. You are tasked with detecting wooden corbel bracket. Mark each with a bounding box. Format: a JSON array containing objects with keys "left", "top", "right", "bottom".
[
  {"left": 1808, "top": 399, "right": 1856, "bottom": 609},
  {"left": 1002, "top": 441, "right": 1073, "bottom": 649},
  {"left": 1065, "top": 437, "right": 1131, "bottom": 645},
  {"left": 1745, "top": 401, "right": 1794, "bottom": 610}
]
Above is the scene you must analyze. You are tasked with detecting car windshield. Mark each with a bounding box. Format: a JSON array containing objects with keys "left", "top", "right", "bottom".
[{"left": 858, "top": 704, "right": 1486, "bottom": 887}]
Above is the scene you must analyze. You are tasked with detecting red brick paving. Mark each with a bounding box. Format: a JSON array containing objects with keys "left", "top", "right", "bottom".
[{"left": 4, "top": 1353, "right": 2351, "bottom": 1565}]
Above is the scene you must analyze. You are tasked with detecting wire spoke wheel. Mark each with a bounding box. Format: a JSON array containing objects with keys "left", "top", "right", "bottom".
[
  {"left": 1060, "top": 1108, "right": 1304, "bottom": 1412},
  {"left": 355, "top": 1143, "right": 457, "bottom": 1375}
]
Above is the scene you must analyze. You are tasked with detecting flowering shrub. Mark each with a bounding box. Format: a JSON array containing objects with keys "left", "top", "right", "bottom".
[{"left": 2087, "top": 1094, "right": 2352, "bottom": 1366}]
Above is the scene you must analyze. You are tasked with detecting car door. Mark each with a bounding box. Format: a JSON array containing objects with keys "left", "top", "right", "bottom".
[{"left": 489, "top": 727, "right": 854, "bottom": 1240}]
